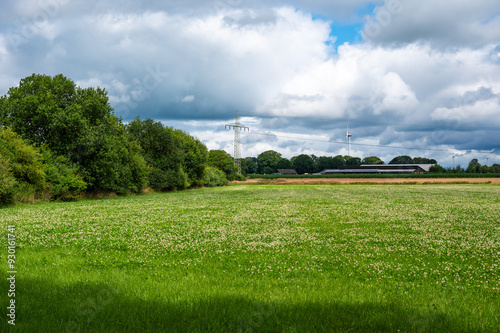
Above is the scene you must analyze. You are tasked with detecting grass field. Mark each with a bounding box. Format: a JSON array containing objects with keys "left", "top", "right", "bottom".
[{"left": 1, "top": 184, "right": 499, "bottom": 332}]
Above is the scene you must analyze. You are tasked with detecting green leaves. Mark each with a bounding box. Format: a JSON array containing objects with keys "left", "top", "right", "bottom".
[
  {"left": 0, "top": 154, "right": 16, "bottom": 206},
  {"left": 207, "top": 150, "right": 238, "bottom": 179},
  {"left": 0, "top": 127, "right": 45, "bottom": 190},
  {"left": 0, "top": 74, "right": 149, "bottom": 195},
  {"left": 127, "top": 118, "right": 208, "bottom": 191},
  {"left": 257, "top": 150, "right": 282, "bottom": 174},
  {"left": 291, "top": 154, "right": 315, "bottom": 174}
]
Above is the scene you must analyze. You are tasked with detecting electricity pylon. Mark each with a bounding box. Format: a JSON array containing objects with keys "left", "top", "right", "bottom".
[{"left": 225, "top": 111, "right": 249, "bottom": 174}]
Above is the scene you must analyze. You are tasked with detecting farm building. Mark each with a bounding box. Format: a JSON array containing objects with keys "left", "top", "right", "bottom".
[
  {"left": 277, "top": 169, "right": 298, "bottom": 175},
  {"left": 316, "top": 164, "right": 435, "bottom": 175}
]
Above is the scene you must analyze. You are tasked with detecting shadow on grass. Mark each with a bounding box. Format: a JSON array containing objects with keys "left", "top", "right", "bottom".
[{"left": 2, "top": 277, "right": 483, "bottom": 333}]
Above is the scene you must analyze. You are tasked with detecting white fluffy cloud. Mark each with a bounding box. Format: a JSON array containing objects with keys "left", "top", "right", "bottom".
[{"left": 0, "top": 0, "right": 499, "bottom": 165}]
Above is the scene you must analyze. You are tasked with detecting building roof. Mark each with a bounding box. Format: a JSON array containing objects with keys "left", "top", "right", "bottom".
[
  {"left": 320, "top": 169, "right": 417, "bottom": 174},
  {"left": 317, "top": 163, "right": 436, "bottom": 175},
  {"left": 360, "top": 164, "right": 435, "bottom": 172}
]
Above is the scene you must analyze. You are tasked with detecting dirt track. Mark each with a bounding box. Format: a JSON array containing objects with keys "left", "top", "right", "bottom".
[{"left": 232, "top": 178, "right": 500, "bottom": 185}]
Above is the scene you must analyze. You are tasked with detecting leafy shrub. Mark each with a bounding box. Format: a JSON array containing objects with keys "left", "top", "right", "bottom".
[
  {"left": 167, "top": 168, "right": 189, "bottom": 191},
  {"left": 429, "top": 164, "right": 445, "bottom": 173},
  {"left": 228, "top": 173, "right": 246, "bottom": 181},
  {"left": 39, "top": 147, "right": 87, "bottom": 201},
  {"left": 235, "top": 174, "right": 246, "bottom": 181},
  {"left": 149, "top": 168, "right": 169, "bottom": 191},
  {"left": 0, "top": 155, "right": 16, "bottom": 206},
  {"left": 127, "top": 118, "right": 208, "bottom": 190},
  {"left": 204, "top": 166, "right": 228, "bottom": 187},
  {"left": 149, "top": 167, "right": 189, "bottom": 192},
  {"left": 13, "top": 182, "right": 37, "bottom": 203},
  {"left": 74, "top": 119, "right": 149, "bottom": 195},
  {"left": 174, "top": 129, "right": 208, "bottom": 187},
  {"left": 0, "top": 127, "right": 45, "bottom": 191}
]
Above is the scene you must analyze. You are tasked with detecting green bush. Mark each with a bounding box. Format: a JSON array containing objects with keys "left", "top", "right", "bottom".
[
  {"left": 167, "top": 168, "right": 189, "bottom": 191},
  {"left": 203, "top": 166, "right": 228, "bottom": 187},
  {"left": 235, "top": 174, "right": 246, "bottom": 181},
  {"left": 0, "top": 127, "right": 47, "bottom": 204},
  {"left": 228, "top": 173, "right": 246, "bottom": 181},
  {"left": 74, "top": 119, "right": 149, "bottom": 195},
  {"left": 207, "top": 150, "right": 238, "bottom": 179},
  {"left": 39, "top": 147, "right": 87, "bottom": 201},
  {"left": 149, "top": 168, "right": 169, "bottom": 192},
  {"left": 127, "top": 118, "right": 208, "bottom": 190},
  {"left": 0, "top": 127, "right": 45, "bottom": 191},
  {"left": 429, "top": 164, "right": 445, "bottom": 173},
  {"left": 174, "top": 129, "right": 208, "bottom": 187},
  {"left": 149, "top": 167, "right": 189, "bottom": 192},
  {"left": 13, "top": 182, "right": 37, "bottom": 203},
  {"left": 0, "top": 155, "right": 16, "bottom": 206}
]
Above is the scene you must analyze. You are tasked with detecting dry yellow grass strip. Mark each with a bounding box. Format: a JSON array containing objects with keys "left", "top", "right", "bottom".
[{"left": 233, "top": 178, "right": 500, "bottom": 185}]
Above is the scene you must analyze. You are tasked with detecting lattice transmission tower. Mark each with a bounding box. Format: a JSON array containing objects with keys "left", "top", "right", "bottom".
[{"left": 225, "top": 111, "right": 249, "bottom": 174}]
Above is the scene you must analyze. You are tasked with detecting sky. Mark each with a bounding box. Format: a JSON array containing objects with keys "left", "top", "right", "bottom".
[{"left": 1, "top": 0, "right": 500, "bottom": 167}]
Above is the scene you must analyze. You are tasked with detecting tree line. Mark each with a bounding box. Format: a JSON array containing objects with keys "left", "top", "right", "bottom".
[
  {"left": 1, "top": 74, "right": 497, "bottom": 206},
  {"left": 240, "top": 150, "right": 499, "bottom": 175},
  {"left": 0, "top": 74, "right": 241, "bottom": 206}
]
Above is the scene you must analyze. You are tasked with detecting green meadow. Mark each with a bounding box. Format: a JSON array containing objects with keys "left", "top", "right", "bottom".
[{"left": 1, "top": 184, "right": 499, "bottom": 332}]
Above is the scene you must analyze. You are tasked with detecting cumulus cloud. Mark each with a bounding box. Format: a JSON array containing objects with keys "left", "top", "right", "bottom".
[
  {"left": 0, "top": 0, "right": 499, "bottom": 166},
  {"left": 361, "top": 0, "right": 500, "bottom": 48}
]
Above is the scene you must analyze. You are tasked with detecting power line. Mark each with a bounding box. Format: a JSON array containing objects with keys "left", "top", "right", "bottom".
[
  {"left": 225, "top": 112, "right": 249, "bottom": 173},
  {"left": 248, "top": 131, "right": 500, "bottom": 156},
  {"left": 223, "top": 111, "right": 500, "bottom": 132}
]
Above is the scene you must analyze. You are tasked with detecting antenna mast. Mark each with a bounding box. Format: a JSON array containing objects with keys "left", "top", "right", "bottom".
[{"left": 225, "top": 111, "right": 249, "bottom": 174}]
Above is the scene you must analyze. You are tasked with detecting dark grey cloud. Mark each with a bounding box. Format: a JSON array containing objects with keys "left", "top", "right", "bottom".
[
  {"left": 361, "top": 0, "right": 500, "bottom": 48},
  {"left": 0, "top": 0, "right": 499, "bottom": 165}
]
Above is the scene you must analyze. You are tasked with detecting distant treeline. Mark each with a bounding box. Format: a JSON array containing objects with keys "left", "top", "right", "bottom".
[
  {"left": 240, "top": 150, "right": 499, "bottom": 175},
  {"left": 0, "top": 74, "right": 242, "bottom": 206}
]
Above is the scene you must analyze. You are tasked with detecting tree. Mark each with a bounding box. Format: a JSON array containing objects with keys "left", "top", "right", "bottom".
[
  {"left": 291, "top": 154, "right": 315, "bottom": 174},
  {"left": 263, "top": 166, "right": 275, "bottom": 175},
  {"left": 389, "top": 155, "right": 414, "bottom": 164},
  {"left": 310, "top": 154, "right": 320, "bottom": 172},
  {"left": 345, "top": 156, "right": 362, "bottom": 166},
  {"left": 316, "top": 156, "right": 335, "bottom": 171},
  {"left": 0, "top": 74, "right": 110, "bottom": 152},
  {"left": 331, "top": 155, "right": 346, "bottom": 168},
  {"left": 413, "top": 157, "right": 437, "bottom": 164},
  {"left": 174, "top": 129, "right": 208, "bottom": 187},
  {"left": 127, "top": 118, "right": 185, "bottom": 191},
  {"left": 75, "top": 119, "right": 148, "bottom": 194},
  {"left": 241, "top": 157, "right": 257, "bottom": 175},
  {"left": 276, "top": 158, "right": 292, "bottom": 170},
  {"left": 466, "top": 159, "right": 480, "bottom": 173},
  {"left": 0, "top": 74, "right": 148, "bottom": 194},
  {"left": 429, "top": 164, "right": 445, "bottom": 173},
  {"left": 207, "top": 150, "right": 239, "bottom": 180},
  {"left": 257, "top": 150, "right": 282, "bottom": 174},
  {"left": 361, "top": 156, "right": 384, "bottom": 165}
]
